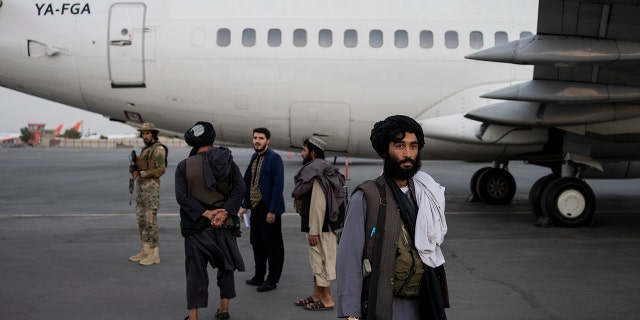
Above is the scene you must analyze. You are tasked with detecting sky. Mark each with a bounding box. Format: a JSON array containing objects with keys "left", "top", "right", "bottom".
[{"left": 0, "top": 87, "right": 136, "bottom": 136}]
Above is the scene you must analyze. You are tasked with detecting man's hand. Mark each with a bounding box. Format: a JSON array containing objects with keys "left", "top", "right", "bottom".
[
  {"left": 308, "top": 234, "right": 319, "bottom": 246},
  {"left": 238, "top": 207, "right": 247, "bottom": 220},
  {"left": 211, "top": 209, "right": 228, "bottom": 228},
  {"left": 203, "top": 209, "right": 228, "bottom": 228},
  {"left": 266, "top": 212, "right": 276, "bottom": 224}
]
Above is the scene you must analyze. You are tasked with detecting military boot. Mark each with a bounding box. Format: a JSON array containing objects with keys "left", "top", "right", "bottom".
[
  {"left": 129, "top": 242, "right": 151, "bottom": 262},
  {"left": 139, "top": 246, "right": 160, "bottom": 266}
]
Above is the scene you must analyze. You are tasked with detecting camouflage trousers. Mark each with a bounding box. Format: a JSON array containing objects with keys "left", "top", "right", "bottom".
[{"left": 135, "top": 178, "right": 160, "bottom": 248}]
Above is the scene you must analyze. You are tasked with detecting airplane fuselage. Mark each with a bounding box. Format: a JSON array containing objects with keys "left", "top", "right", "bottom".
[
  {"left": 0, "top": 0, "right": 538, "bottom": 159},
  {"left": 5, "top": 0, "right": 640, "bottom": 227}
]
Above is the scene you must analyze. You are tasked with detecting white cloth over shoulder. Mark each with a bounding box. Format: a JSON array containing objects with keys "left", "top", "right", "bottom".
[{"left": 413, "top": 171, "right": 447, "bottom": 268}]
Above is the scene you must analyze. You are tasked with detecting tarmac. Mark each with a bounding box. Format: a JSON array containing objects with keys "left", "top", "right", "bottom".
[{"left": 1, "top": 146, "right": 639, "bottom": 320}]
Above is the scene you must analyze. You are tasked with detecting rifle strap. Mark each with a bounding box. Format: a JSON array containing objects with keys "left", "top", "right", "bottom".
[{"left": 365, "top": 181, "right": 387, "bottom": 320}]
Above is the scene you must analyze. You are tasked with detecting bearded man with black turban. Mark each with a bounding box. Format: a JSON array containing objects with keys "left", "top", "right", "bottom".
[
  {"left": 337, "top": 115, "right": 450, "bottom": 320},
  {"left": 175, "top": 121, "right": 246, "bottom": 320}
]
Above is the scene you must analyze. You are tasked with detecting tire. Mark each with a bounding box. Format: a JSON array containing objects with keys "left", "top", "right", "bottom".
[
  {"left": 528, "top": 174, "right": 559, "bottom": 217},
  {"left": 476, "top": 168, "right": 516, "bottom": 205},
  {"left": 541, "top": 178, "right": 596, "bottom": 227},
  {"left": 469, "top": 167, "right": 492, "bottom": 202}
]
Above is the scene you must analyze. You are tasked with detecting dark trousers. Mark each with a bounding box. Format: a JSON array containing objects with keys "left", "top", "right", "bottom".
[
  {"left": 185, "top": 230, "right": 236, "bottom": 309},
  {"left": 249, "top": 201, "right": 285, "bottom": 285}
]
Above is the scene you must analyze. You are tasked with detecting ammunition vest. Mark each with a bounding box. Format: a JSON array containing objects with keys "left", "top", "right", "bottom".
[
  {"left": 136, "top": 142, "right": 167, "bottom": 172},
  {"left": 394, "top": 221, "right": 425, "bottom": 298}
]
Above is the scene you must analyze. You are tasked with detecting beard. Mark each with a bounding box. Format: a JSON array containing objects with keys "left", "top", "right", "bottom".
[
  {"left": 302, "top": 154, "right": 313, "bottom": 165},
  {"left": 143, "top": 139, "right": 155, "bottom": 146},
  {"left": 253, "top": 144, "right": 266, "bottom": 154},
  {"left": 383, "top": 153, "right": 421, "bottom": 181}
]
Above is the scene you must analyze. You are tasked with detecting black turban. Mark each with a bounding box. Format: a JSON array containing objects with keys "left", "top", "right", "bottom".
[
  {"left": 370, "top": 115, "right": 425, "bottom": 158},
  {"left": 184, "top": 121, "right": 216, "bottom": 148}
]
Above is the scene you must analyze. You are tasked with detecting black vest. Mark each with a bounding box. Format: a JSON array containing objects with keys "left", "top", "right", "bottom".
[{"left": 298, "top": 191, "right": 330, "bottom": 233}]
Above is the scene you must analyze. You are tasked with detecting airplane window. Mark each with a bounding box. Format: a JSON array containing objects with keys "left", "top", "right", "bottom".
[
  {"left": 217, "top": 28, "right": 231, "bottom": 47},
  {"left": 242, "top": 29, "right": 256, "bottom": 47},
  {"left": 294, "top": 29, "right": 307, "bottom": 47},
  {"left": 344, "top": 29, "right": 358, "bottom": 48},
  {"left": 445, "top": 31, "right": 458, "bottom": 49},
  {"left": 419, "top": 30, "right": 433, "bottom": 48},
  {"left": 470, "top": 31, "right": 483, "bottom": 49},
  {"left": 369, "top": 30, "right": 383, "bottom": 48},
  {"left": 394, "top": 30, "right": 408, "bottom": 48},
  {"left": 495, "top": 31, "right": 508, "bottom": 45},
  {"left": 268, "top": 29, "right": 281, "bottom": 47},
  {"left": 520, "top": 31, "right": 533, "bottom": 39},
  {"left": 319, "top": 29, "right": 333, "bottom": 48}
]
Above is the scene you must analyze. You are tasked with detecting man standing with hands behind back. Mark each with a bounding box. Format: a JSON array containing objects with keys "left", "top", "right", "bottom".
[
  {"left": 238, "top": 127, "right": 286, "bottom": 293},
  {"left": 175, "top": 121, "right": 245, "bottom": 320}
]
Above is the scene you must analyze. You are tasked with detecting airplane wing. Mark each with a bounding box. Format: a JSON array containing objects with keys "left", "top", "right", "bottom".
[
  {"left": 464, "top": 0, "right": 640, "bottom": 227},
  {"left": 467, "top": 0, "right": 640, "bottom": 137}
]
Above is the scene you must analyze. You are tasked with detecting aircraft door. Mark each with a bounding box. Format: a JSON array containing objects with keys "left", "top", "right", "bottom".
[
  {"left": 290, "top": 102, "right": 351, "bottom": 152},
  {"left": 108, "top": 3, "right": 146, "bottom": 88}
]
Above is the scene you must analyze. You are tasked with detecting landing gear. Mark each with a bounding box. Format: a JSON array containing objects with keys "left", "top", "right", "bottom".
[
  {"left": 468, "top": 167, "right": 491, "bottom": 202},
  {"left": 528, "top": 174, "right": 558, "bottom": 217},
  {"left": 469, "top": 163, "right": 516, "bottom": 205},
  {"left": 528, "top": 159, "right": 597, "bottom": 227},
  {"left": 469, "top": 158, "right": 598, "bottom": 227},
  {"left": 540, "top": 177, "right": 596, "bottom": 227}
]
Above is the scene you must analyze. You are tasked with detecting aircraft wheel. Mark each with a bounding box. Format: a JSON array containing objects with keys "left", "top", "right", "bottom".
[
  {"left": 468, "top": 167, "right": 492, "bottom": 202},
  {"left": 541, "top": 178, "right": 596, "bottom": 227},
  {"left": 476, "top": 168, "right": 516, "bottom": 205},
  {"left": 528, "top": 174, "right": 559, "bottom": 217}
]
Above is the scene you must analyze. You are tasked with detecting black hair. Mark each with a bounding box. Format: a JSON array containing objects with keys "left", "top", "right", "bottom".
[
  {"left": 139, "top": 131, "right": 159, "bottom": 141},
  {"left": 303, "top": 139, "right": 325, "bottom": 160},
  {"left": 253, "top": 127, "right": 271, "bottom": 139}
]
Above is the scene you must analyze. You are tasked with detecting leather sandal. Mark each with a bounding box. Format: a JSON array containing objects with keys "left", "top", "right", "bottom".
[
  {"left": 294, "top": 296, "right": 315, "bottom": 306},
  {"left": 304, "top": 300, "right": 334, "bottom": 311}
]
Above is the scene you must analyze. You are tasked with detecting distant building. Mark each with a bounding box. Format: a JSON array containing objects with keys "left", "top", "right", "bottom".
[
  {"left": 1, "top": 135, "right": 21, "bottom": 147},
  {"left": 25, "top": 123, "right": 62, "bottom": 147},
  {"left": 27, "top": 123, "right": 46, "bottom": 146}
]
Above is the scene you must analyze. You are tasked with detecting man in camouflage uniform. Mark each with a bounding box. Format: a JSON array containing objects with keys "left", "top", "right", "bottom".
[{"left": 129, "top": 122, "right": 168, "bottom": 266}]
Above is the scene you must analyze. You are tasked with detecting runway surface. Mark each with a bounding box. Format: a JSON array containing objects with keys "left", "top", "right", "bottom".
[{"left": 1, "top": 146, "right": 639, "bottom": 320}]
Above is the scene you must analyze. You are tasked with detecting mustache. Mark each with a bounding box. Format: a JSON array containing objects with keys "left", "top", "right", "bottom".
[{"left": 399, "top": 158, "right": 416, "bottom": 165}]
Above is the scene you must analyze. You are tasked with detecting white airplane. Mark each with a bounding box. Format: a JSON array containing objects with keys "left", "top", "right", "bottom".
[{"left": 1, "top": 0, "right": 639, "bottom": 227}]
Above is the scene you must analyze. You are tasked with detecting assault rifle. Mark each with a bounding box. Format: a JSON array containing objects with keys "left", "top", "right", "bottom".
[{"left": 129, "top": 150, "right": 138, "bottom": 205}]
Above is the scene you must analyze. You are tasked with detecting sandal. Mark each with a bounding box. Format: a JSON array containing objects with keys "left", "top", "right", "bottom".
[
  {"left": 294, "top": 296, "right": 315, "bottom": 306},
  {"left": 215, "top": 309, "right": 230, "bottom": 319},
  {"left": 304, "top": 300, "right": 334, "bottom": 311}
]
